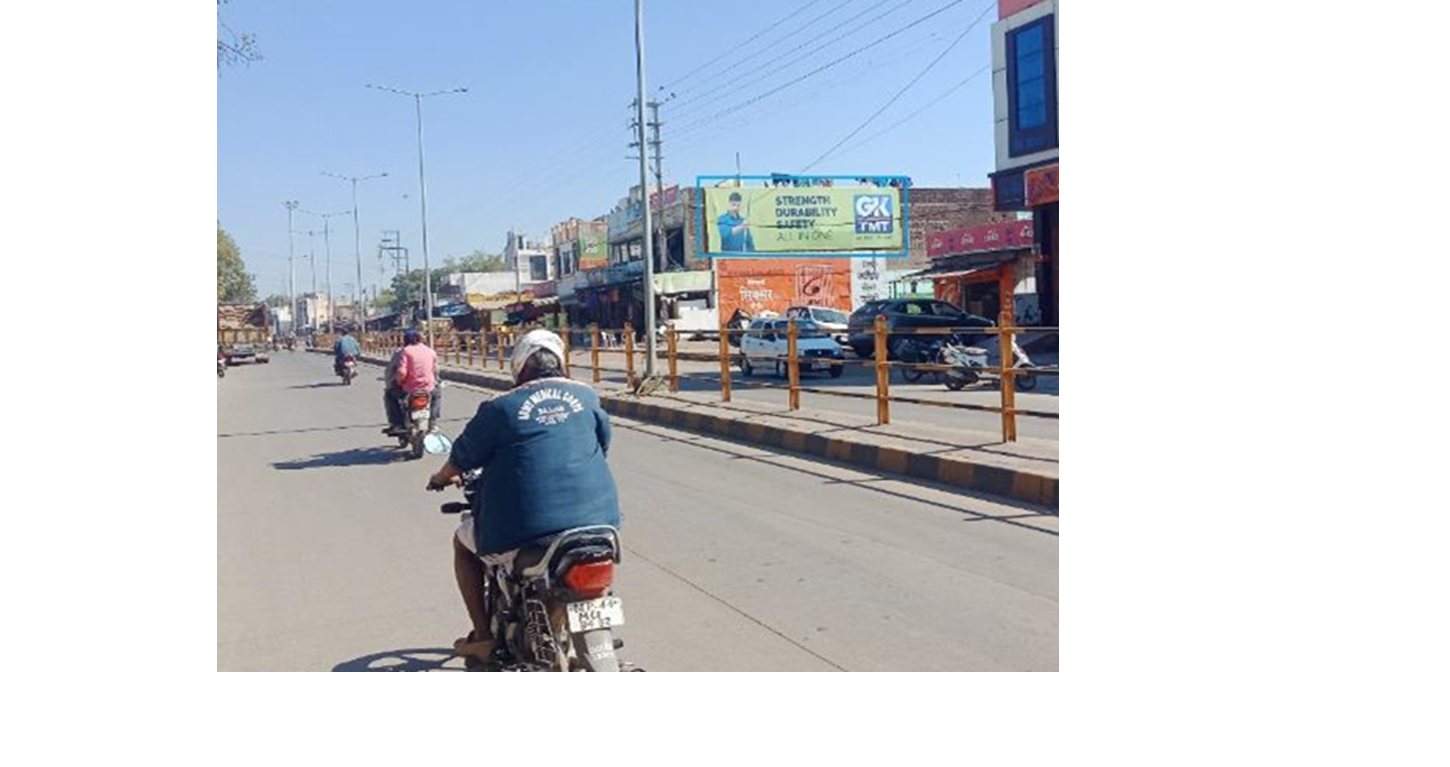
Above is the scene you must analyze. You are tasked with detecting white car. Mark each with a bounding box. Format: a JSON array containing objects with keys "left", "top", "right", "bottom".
[
  {"left": 739, "top": 318, "right": 845, "bottom": 378},
  {"left": 785, "top": 305, "right": 850, "bottom": 346}
]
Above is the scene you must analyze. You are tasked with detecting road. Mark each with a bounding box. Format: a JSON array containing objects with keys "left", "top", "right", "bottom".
[{"left": 218, "top": 352, "right": 1058, "bottom": 671}]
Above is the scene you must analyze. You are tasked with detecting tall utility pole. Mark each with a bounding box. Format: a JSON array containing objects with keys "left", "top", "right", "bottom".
[
  {"left": 303, "top": 208, "right": 351, "bottom": 333},
  {"left": 367, "top": 83, "right": 468, "bottom": 345},
  {"left": 284, "top": 200, "right": 299, "bottom": 335},
  {"left": 323, "top": 171, "right": 388, "bottom": 332},
  {"left": 632, "top": 0, "right": 657, "bottom": 378},
  {"left": 647, "top": 95, "right": 674, "bottom": 272}
]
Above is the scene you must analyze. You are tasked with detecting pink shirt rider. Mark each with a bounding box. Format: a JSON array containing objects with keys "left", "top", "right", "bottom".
[{"left": 396, "top": 343, "right": 438, "bottom": 393}]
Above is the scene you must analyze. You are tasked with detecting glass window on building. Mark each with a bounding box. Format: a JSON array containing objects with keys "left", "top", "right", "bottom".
[{"left": 1008, "top": 15, "right": 1057, "bottom": 157}]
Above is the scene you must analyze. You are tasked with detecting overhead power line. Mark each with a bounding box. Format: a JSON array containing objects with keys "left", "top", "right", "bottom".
[
  {"left": 671, "top": 0, "right": 968, "bottom": 137},
  {"left": 661, "top": 0, "right": 831, "bottom": 92},
  {"left": 801, "top": 0, "right": 994, "bottom": 172},
  {"left": 830, "top": 64, "right": 991, "bottom": 161}
]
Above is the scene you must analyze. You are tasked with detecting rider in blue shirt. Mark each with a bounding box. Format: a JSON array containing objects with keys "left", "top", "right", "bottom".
[{"left": 428, "top": 329, "right": 621, "bottom": 659}]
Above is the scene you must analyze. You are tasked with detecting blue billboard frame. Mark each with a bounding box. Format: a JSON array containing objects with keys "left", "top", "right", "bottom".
[{"left": 695, "top": 174, "right": 912, "bottom": 259}]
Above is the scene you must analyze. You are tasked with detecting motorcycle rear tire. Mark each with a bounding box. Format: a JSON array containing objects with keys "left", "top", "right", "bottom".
[
  {"left": 1015, "top": 374, "right": 1038, "bottom": 392},
  {"left": 944, "top": 377, "right": 966, "bottom": 391},
  {"left": 410, "top": 433, "right": 425, "bottom": 460}
]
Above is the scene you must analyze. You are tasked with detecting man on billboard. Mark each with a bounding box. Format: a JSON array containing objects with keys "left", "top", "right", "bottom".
[{"left": 716, "top": 191, "right": 755, "bottom": 253}]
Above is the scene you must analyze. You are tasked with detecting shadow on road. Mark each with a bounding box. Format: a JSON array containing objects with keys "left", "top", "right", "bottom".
[
  {"left": 332, "top": 648, "right": 463, "bottom": 672},
  {"left": 220, "top": 416, "right": 470, "bottom": 440},
  {"left": 273, "top": 446, "right": 406, "bottom": 470},
  {"left": 286, "top": 382, "right": 346, "bottom": 389}
]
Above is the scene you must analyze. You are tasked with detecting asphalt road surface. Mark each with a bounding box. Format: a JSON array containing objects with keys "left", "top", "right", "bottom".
[{"left": 218, "top": 352, "right": 1058, "bottom": 671}]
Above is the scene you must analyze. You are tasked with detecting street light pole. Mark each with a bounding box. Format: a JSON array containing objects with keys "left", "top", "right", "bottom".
[
  {"left": 284, "top": 200, "right": 299, "bottom": 335},
  {"left": 323, "top": 171, "right": 388, "bottom": 332},
  {"left": 367, "top": 83, "right": 468, "bottom": 346},
  {"left": 303, "top": 208, "right": 351, "bottom": 333},
  {"left": 633, "top": 0, "right": 658, "bottom": 378}
]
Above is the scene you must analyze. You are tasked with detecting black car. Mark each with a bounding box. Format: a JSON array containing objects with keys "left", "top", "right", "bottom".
[{"left": 846, "top": 299, "right": 994, "bottom": 359}]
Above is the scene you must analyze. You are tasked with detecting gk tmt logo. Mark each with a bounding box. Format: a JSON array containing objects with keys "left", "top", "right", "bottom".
[{"left": 853, "top": 194, "right": 893, "bottom": 234}]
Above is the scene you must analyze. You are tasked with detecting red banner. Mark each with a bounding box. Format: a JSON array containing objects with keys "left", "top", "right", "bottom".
[{"left": 927, "top": 220, "right": 1035, "bottom": 259}]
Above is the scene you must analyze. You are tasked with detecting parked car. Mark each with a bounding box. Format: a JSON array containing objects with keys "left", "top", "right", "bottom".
[
  {"left": 784, "top": 305, "right": 850, "bottom": 346},
  {"left": 846, "top": 299, "right": 993, "bottom": 360},
  {"left": 739, "top": 318, "right": 845, "bottom": 378}
]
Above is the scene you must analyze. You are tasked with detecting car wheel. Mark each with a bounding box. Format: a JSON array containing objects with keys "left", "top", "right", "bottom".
[
  {"left": 740, "top": 355, "right": 754, "bottom": 376},
  {"left": 829, "top": 364, "right": 844, "bottom": 379}
]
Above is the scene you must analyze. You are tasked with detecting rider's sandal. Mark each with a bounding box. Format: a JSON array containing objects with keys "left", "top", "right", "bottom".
[{"left": 453, "top": 631, "right": 496, "bottom": 659}]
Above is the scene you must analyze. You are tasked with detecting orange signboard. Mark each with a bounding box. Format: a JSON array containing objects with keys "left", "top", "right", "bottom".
[
  {"left": 716, "top": 258, "right": 853, "bottom": 319},
  {"left": 1025, "top": 164, "right": 1059, "bottom": 206}
]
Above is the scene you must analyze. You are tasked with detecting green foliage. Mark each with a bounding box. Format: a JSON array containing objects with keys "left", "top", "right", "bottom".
[{"left": 218, "top": 222, "right": 257, "bottom": 302}]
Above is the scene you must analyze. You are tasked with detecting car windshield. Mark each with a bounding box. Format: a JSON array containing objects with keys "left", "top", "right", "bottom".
[
  {"left": 811, "top": 308, "right": 848, "bottom": 324},
  {"left": 854, "top": 301, "right": 889, "bottom": 319},
  {"left": 795, "top": 320, "right": 829, "bottom": 339}
]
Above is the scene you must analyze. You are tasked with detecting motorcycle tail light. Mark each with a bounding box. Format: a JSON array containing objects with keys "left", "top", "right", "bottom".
[
  {"left": 563, "top": 559, "right": 614, "bottom": 597},
  {"left": 410, "top": 394, "right": 430, "bottom": 410}
]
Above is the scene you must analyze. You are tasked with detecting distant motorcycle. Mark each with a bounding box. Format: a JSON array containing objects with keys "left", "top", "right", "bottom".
[
  {"left": 218, "top": 351, "right": 226, "bottom": 379},
  {"left": 440, "top": 469, "right": 633, "bottom": 672},
  {"left": 336, "top": 355, "right": 357, "bottom": 385}
]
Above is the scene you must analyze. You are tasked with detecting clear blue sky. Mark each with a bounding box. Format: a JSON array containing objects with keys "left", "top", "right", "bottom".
[{"left": 219, "top": 0, "right": 999, "bottom": 300}]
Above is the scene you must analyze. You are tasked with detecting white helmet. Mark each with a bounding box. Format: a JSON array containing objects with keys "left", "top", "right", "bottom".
[{"left": 510, "top": 329, "right": 567, "bottom": 383}]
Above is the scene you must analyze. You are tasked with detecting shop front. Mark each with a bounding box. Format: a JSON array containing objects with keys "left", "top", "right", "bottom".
[{"left": 921, "top": 219, "right": 1040, "bottom": 325}]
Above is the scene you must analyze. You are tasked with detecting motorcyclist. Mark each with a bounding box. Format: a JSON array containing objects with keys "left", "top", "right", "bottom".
[
  {"left": 382, "top": 341, "right": 407, "bottom": 436},
  {"left": 427, "top": 329, "right": 621, "bottom": 660},
  {"left": 332, "top": 328, "right": 361, "bottom": 377},
  {"left": 394, "top": 328, "right": 440, "bottom": 428}
]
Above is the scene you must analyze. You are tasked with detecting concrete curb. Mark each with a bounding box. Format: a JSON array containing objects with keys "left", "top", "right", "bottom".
[{"left": 317, "top": 349, "right": 1058, "bottom": 510}]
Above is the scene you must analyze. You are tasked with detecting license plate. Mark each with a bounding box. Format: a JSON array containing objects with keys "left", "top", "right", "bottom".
[
  {"left": 566, "top": 596, "right": 625, "bottom": 633},
  {"left": 410, "top": 410, "right": 430, "bottom": 420}
]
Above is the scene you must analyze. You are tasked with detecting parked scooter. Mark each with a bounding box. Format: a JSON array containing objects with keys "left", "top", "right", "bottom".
[
  {"left": 939, "top": 337, "right": 1038, "bottom": 392},
  {"left": 440, "top": 469, "right": 633, "bottom": 672}
]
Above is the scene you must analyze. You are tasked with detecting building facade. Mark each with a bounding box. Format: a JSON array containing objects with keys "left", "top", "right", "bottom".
[{"left": 988, "top": 0, "right": 1059, "bottom": 326}]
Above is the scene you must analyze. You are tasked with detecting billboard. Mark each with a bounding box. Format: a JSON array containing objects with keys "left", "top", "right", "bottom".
[
  {"left": 697, "top": 176, "right": 909, "bottom": 257},
  {"left": 716, "top": 258, "right": 853, "bottom": 320},
  {"left": 578, "top": 231, "right": 608, "bottom": 270}
]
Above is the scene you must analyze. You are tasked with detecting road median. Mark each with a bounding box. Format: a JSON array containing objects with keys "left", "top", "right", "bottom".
[{"left": 318, "top": 348, "right": 1058, "bottom": 510}]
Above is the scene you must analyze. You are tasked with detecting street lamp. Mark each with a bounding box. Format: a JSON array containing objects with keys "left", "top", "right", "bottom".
[
  {"left": 292, "top": 229, "right": 319, "bottom": 332},
  {"left": 322, "top": 170, "right": 388, "bottom": 332},
  {"left": 302, "top": 207, "right": 352, "bottom": 333},
  {"left": 366, "top": 82, "right": 468, "bottom": 346},
  {"left": 284, "top": 200, "right": 299, "bottom": 335}
]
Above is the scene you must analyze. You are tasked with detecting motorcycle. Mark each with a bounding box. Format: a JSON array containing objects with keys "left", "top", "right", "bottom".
[
  {"left": 396, "top": 383, "right": 443, "bottom": 459},
  {"left": 899, "top": 333, "right": 1038, "bottom": 391},
  {"left": 939, "top": 337, "right": 1038, "bottom": 392},
  {"left": 441, "top": 470, "right": 632, "bottom": 672},
  {"left": 336, "top": 355, "right": 357, "bottom": 385},
  {"left": 218, "top": 351, "right": 226, "bottom": 378}
]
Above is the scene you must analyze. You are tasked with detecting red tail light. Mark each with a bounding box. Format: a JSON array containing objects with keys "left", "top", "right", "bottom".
[
  {"left": 409, "top": 394, "right": 430, "bottom": 410},
  {"left": 562, "top": 559, "right": 614, "bottom": 597}
]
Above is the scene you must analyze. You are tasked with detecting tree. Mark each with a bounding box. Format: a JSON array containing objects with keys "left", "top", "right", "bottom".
[
  {"left": 218, "top": 222, "right": 257, "bottom": 302},
  {"left": 454, "top": 250, "right": 507, "bottom": 273},
  {"left": 217, "top": 0, "right": 261, "bottom": 71}
]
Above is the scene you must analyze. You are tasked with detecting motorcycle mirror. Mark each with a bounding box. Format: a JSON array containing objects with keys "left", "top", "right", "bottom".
[{"left": 423, "top": 432, "right": 453, "bottom": 455}]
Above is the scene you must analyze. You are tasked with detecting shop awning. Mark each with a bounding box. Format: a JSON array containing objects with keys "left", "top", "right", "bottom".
[
  {"left": 904, "top": 250, "right": 1022, "bottom": 281},
  {"left": 651, "top": 270, "right": 711, "bottom": 295}
]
